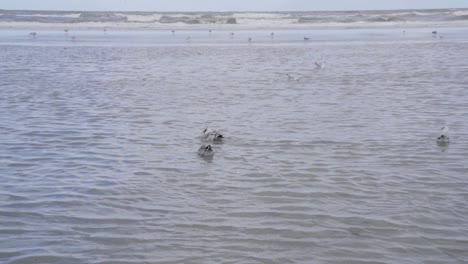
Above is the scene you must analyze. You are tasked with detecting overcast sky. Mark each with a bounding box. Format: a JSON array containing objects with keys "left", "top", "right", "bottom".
[{"left": 1, "top": 0, "right": 468, "bottom": 12}]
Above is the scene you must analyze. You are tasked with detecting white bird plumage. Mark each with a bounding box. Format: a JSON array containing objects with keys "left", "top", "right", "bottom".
[
  {"left": 286, "top": 73, "right": 301, "bottom": 81},
  {"left": 201, "top": 128, "right": 224, "bottom": 142},
  {"left": 315, "top": 61, "right": 325, "bottom": 69},
  {"left": 437, "top": 126, "right": 450, "bottom": 144}
]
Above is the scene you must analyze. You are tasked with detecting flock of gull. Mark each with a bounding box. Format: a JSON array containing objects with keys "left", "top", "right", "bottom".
[
  {"left": 25, "top": 29, "right": 451, "bottom": 158},
  {"left": 28, "top": 28, "right": 444, "bottom": 44},
  {"left": 197, "top": 127, "right": 450, "bottom": 159}
]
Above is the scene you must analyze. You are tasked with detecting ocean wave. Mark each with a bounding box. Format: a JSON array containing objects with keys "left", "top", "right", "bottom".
[
  {"left": 446, "top": 14, "right": 468, "bottom": 21},
  {"left": 1, "top": 8, "right": 468, "bottom": 28}
]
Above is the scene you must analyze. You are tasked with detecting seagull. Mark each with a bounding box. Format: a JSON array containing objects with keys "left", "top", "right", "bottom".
[
  {"left": 432, "top": 30, "right": 438, "bottom": 35},
  {"left": 64, "top": 29, "right": 69, "bottom": 33},
  {"left": 315, "top": 61, "right": 325, "bottom": 69},
  {"left": 286, "top": 73, "right": 301, "bottom": 81},
  {"left": 201, "top": 128, "right": 223, "bottom": 142},
  {"left": 29, "top": 32, "right": 37, "bottom": 38},
  {"left": 437, "top": 126, "right": 450, "bottom": 144},
  {"left": 270, "top": 32, "right": 275, "bottom": 38},
  {"left": 304, "top": 37, "right": 310, "bottom": 41},
  {"left": 198, "top": 144, "right": 214, "bottom": 157},
  {"left": 248, "top": 37, "right": 252, "bottom": 42}
]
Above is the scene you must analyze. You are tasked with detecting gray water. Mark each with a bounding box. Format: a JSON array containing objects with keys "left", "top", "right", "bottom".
[
  {"left": 1, "top": 28, "right": 468, "bottom": 264},
  {"left": 2, "top": 8, "right": 468, "bottom": 27}
]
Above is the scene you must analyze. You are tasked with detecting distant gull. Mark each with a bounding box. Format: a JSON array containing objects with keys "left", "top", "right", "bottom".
[
  {"left": 64, "top": 29, "right": 69, "bottom": 33},
  {"left": 304, "top": 37, "right": 310, "bottom": 41},
  {"left": 315, "top": 61, "right": 325, "bottom": 69},
  {"left": 437, "top": 126, "right": 450, "bottom": 144},
  {"left": 248, "top": 37, "right": 252, "bottom": 42},
  {"left": 270, "top": 32, "right": 275, "bottom": 38},
  {"left": 432, "top": 30, "right": 438, "bottom": 35},
  {"left": 286, "top": 73, "right": 301, "bottom": 81},
  {"left": 209, "top": 29, "right": 212, "bottom": 33},
  {"left": 198, "top": 144, "right": 214, "bottom": 157},
  {"left": 202, "top": 128, "right": 223, "bottom": 142},
  {"left": 29, "top": 32, "right": 37, "bottom": 38}
]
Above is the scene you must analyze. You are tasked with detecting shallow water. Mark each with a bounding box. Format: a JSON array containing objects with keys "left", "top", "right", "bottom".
[{"left": 1, "top": 28, "right": 468, "bottom": 264}]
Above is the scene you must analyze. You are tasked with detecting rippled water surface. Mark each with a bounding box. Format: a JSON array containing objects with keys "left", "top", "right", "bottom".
[{"left": 1, "top": 28, "right": 468, "bottom": 264}]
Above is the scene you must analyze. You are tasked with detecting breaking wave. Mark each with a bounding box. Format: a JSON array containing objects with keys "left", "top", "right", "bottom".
[{"left": 0, "top": 8, "right": 467, "bottom": 28}]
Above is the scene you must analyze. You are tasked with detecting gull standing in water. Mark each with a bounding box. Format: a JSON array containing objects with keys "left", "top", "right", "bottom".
[
  {"left": 315, "top": 60, "right": 325, "bottom": 69},
  {"left": 437, "top": 126, "right": 450, "bottom": 144},
  {"left": 286, "top": 73, "right": 301, "bottom": 81}
]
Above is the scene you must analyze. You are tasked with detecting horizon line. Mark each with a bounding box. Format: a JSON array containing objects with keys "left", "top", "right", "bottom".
[{"left": 1, "top": 7, "right": 467, "bottom": 13}]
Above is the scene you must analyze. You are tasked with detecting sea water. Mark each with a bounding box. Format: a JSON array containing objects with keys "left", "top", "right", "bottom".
[{"left": 0, "top": 28, "right": 468, "bottom": 263}]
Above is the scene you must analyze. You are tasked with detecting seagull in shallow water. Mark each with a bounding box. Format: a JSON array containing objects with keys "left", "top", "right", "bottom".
[
  {"left": 201, "top": 128, "right": 223, "bottom": 142},
  {"left": 286, "top": 73, "right": 301, "bottom": 81},
  {"left": 315, "top": 61, "right": 325, "bottom": 69},
  {"left": 437, "top": 126, "right": 450, "bottom": 144},
  {"left": 198, "top": 144, "right": 214, "bottom": 157}
]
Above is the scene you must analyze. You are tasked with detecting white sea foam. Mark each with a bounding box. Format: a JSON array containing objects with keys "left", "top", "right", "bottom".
[
  {"left": 116, "top": 13, "right": 162, "bottom": 22},
  {"left": 453, "top": 10, "right": 468, "bottom": 16},
  {"left": 1, "top": 9, "right": 468, "bottom": 30}
]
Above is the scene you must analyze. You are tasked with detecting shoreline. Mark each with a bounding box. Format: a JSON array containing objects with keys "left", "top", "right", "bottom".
[{"left": 1, "top": 21, "right": 468, "bottom": 31}]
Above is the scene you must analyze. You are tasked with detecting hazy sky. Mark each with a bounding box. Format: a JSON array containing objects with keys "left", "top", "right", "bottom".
[{"left": 1, "top": 0, "right": 468, "bottom": 12}]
